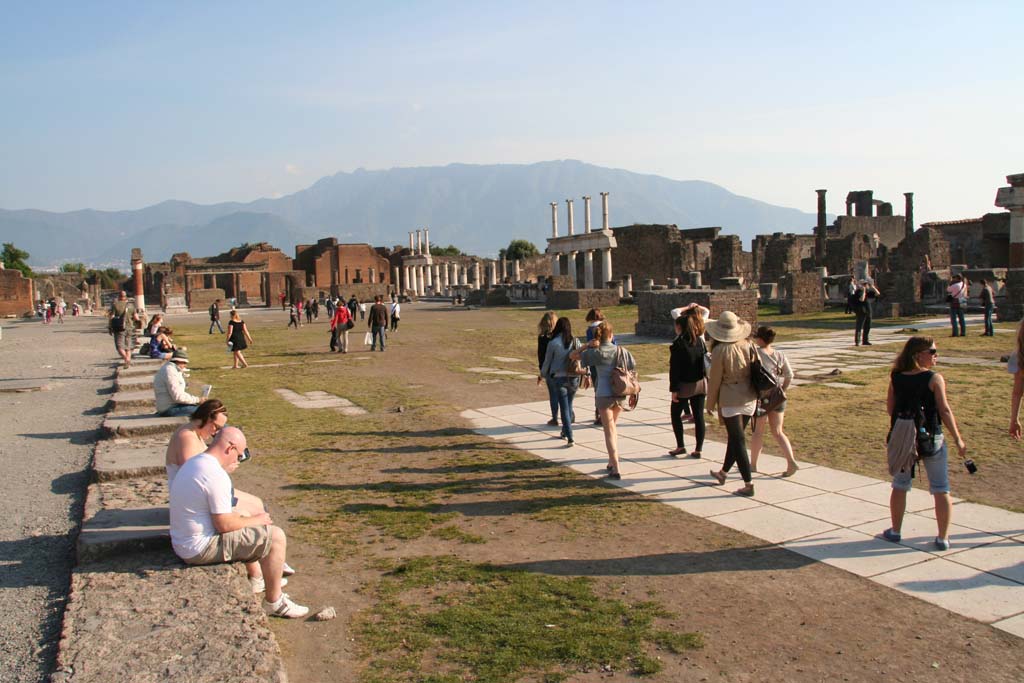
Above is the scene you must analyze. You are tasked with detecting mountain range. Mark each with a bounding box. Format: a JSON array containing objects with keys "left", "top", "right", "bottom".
[{"left": 0, "top": 160, "right": 823, "bottom": 268}]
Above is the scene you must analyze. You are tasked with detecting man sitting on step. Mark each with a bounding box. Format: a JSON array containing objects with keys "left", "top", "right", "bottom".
[
  {"left": 153, "top": 349, "right": 201, "bottom": 417},
  {"left": 169, "top": 426, "right": 309, "bottom": 618}
]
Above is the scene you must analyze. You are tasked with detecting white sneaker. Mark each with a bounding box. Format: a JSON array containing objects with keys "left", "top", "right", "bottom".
[
  {"left": 266, "top": 593, "right": 309, "bottom": 619},
  {"left": 282, "top": 562, "right": 296, "bottom": 577},
  {"left": 250, "top": 576, "right": 287, "bottom": 594}
]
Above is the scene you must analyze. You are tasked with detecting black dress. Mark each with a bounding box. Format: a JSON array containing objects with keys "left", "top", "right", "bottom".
[{"left": 228, "top": 320, "right": 248, "bottom": 351}]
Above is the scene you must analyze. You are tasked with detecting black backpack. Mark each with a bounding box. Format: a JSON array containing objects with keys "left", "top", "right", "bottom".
[{"left": 110, "top": 308, "right": 126, "bottom": 332}]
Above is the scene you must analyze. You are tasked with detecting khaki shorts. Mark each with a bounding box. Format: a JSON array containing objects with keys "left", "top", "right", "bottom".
[
  {"left": 595, "top": 396, "right": 627, "bottom": 411},
  {"left": 183, "top": 525, "right": 272, "bottom": 566},
  {"left": 113, "top": 330, "right": 131, "bottom": 353}
]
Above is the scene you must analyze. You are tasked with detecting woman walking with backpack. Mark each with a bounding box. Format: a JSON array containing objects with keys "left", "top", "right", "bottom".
[
  {"left": 571, "top": 321, "right": 636, "bottom": 480},
  {"left": 883, "top": 337, "right": 966, "bottom": 550},
  {"left": 706, "top": 311, "right": 757, "bottom": 497},
  {"left": 540, "top": 317, "right": 581, "bottom": 446},
  {"left": 748, "top": 326, "right": 798, "bottom": 476},
  {"left": 668, "top": 306, "right": 708, "bottom": 459}
]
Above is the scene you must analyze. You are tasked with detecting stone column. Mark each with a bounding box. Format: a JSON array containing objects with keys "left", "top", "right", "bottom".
[
  {"left": 582, "top": 195, "right": 592, "bottom": 233},
  {"left": 567, "top": 251, "right": 578, "bottom": 287},
  {"left": 392, "top": 267, "right": 399, "bottom": 290},
  {"left": 552, "top": 254, "right": 561, "bottom": 277},
  {"left": 815, "top": 189, "right": 827, "bottom": 262},
  {"left": 550, "top": 202, "right": 558, "bottom": 238},
  {"left": 601, "top": 248, "right": 613, "bottom": 284},
  {"left": 368, "top": 267, "right": 375, "bottom": 284},
  {"left": 500, "top": 258, "right": 507, "bottom": 282},
  {"left": 600, "top": 191, "right": 610, "bottom": 231},
  {"left": 513, "top": 259, "right": 521, "bottom": 282},
  {"left": 425, "top": 264, "right": 433, "bottom": 292},
  {"left": 132, "top": 259, "right": 146, "bottom": 312},
  {"left": 583, "top": 250, "right": 594, "bottom": 289},
  {"left": 622, "top": 274, "right": 633, "bottom": 294},
  {"left": 688, "top": 271, "right": 702, "bottom": 288},
  {"left": 904, "top": 192, "right": 915, "bottom": 240},
  {"left": 409, "top": 232, "right": 414, "bottom": 251},
  {"left": 473, "top": 261, "right": 481, "bottom": 290},
  {"left": 490, "top": 261, "right": 499, "bottom": 288},
  {"left": 566, "top": 199, "right": 575, "bottom": 235},
  {"left": 424, "top": 228, "right": 430, "bottom": 255}
]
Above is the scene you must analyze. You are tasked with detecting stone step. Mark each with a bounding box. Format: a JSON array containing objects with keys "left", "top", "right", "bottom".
[
  {"left": 102, "top": 413, "right": 188, "bottom": 439},
  {"left": 93, "top": 440, "right": 166, "bottom": 481},
  {"left": 77, "top": 505, "right": 170, "bottom": 563},
  {"left": 117, "top": 364, "right": 161, "bottom": 378},
  {"left": 108, "top": 390, "right": 155, "bottom": 411},
  {"left": 113, "top": 374, "right": 154, "bottom": 392}
]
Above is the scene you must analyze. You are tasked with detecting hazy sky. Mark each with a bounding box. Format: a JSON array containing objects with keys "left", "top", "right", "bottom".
[{"left": 2, "top": 1, "right": 1022, "bottom": 225}]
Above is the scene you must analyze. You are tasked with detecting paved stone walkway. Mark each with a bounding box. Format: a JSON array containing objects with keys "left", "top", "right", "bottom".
[{"left": 461, "top": 315, "right": 1024, "bottom": 640}]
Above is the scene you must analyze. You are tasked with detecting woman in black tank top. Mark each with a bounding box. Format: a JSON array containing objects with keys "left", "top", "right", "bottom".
[{"left": 883, "top": 337, "right": 967, "bottom": 551}]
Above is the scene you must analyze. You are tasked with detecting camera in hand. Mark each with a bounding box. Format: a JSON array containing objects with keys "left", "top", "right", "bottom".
[{"left": 964, "top": 459, "right": 978, "bottom": 475}]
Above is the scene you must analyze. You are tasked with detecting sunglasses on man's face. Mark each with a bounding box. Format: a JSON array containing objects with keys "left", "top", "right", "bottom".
[{"left": 237, "top": 447, "right": 251, "bottom": 463}]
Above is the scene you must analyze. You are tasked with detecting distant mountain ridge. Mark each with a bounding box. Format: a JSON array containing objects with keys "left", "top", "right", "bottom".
[{"left": 0, "top": 160, "right": 823, "bottom": 267}]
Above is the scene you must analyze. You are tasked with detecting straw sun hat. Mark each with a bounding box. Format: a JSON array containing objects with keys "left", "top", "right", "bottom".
[{"left": 704, "top": 311, "right": 751, "bottom": 343}]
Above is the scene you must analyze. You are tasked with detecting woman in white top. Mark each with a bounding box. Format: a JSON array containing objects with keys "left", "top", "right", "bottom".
[
  {"left": 748, "top": 326, "right": 798, "bottom": 477},
  {"left": 947, "top": 274, "right": 968, "bottom": 337}
]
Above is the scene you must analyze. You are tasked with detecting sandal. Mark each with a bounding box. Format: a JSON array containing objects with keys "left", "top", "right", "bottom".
[{"left": 710, "top": 469, "right": 726, "bottom": 485}]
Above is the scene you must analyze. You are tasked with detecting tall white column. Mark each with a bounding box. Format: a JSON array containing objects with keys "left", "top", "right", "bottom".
[
  {"left": 473, "top": 262, "right": 481, "bottom": 290},
  {"left": 600, "top": 191, "right": 610, "bottom": 231},
  {"left": 392, "top": 267, "right": 399, "bottom": 289},
  {"left": 601, "top": 248, "right": 613, "bottom": 285},
  {"left": 583, "top": 250, "right": 594, "bottom": 289},
  {"left": 552, "top": 255, "right": 561, "bottom": 277},
  {"left": 425, "top": 263, "right": 433, "bottom": 291},
  {"left": 550, "top": 202, "right": 558, "bottom": 238},
  {"left": 566, "top": 199, "right": 575, "bottom": 235},
  {"left": 567, "top": 251, "right": 578, "bottom": 287},
  {"left": 416, "top": 230, "right": 423, "bottom": 255},
  {"left": 409, "top": 232, "right": 414, "bottom": 251},
  {"left": 513, "top": 259, "right": 521, "bottom": 282},
  {"left": 459, "top": 264, "right": 467, "bottom": 286},
  {"left": 424, "top": 228, "right": 431, "bottom": 255},
  {"left": 583, "top": 195, "right": 592, "bottom": 233}
]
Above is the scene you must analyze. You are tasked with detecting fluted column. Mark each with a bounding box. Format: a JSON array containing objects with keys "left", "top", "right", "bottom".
[
  {"left": 425, "top": 263, "right": 433, "bottom": 291},
  {"left": 550, "top": 202, "right": 558, "bottom": 237},
  {"left": 583, "top": 250, "right": 594, "bottom": 289},
  {"left": 424, "top": 228, "right": 431, "bottom": 255},
  {"left": 583, "top": 195, "right": 592, "bottom": 233},
  {"left": 566, "top": 199, "right": 575, "bottom": 235},
  {"left": 409, "top": 232, "right": 415, "bottom": 251},
  {"left": 601, "top": 248, "right": 613, "bottom": 285},
  {"left": 600, "top": 191, "right": 609, "bottom": 231},
  {"left": 567, "top": 251, "right": 578, "bottom": 287},
  {"left": 473, "top": 261, "right": 481, "bottom": 290}
]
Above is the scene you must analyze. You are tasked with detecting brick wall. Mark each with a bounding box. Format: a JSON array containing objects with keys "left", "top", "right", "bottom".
[
  {"left": 545, "top": 289, "right": 621, "bottom": 311},
  {"left": 610, "top": 224, "right": 719, "bottom": 287},
  {"left": 188, "top": 288, "right": 226, "bottom": 312},
  {"left": 778, "top": 272, "right": 824, "bottom": 314},
  {"left": 635, "top": 289, "right": 758, "bottom": 338},
  {"left": 709, "top": 236, "right": 754, "bottom": 288},
  {"left": 823, "top": 233, "right": 875, "bottom": 276},
  {"left": 753, "top": 233, "right": 816, "bottom": 283},
  {"left": 0, "top": 268, "right": 34, "bottom": 316},
  {"left": 833, "top": 215, "right": 906, "bottom": 249},
  {"left": 891, "top": 227, "right": 951, "bottom": 271}
]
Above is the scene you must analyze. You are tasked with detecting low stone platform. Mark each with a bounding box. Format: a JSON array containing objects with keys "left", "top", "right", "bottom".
[
  {"left": 108, "top": 389, "right": 156, "bottom": 411},
  {"left": 102, "top": 412, "right": 187, "bottom": 438},
  {"left": 0, "top": 378, "right": 56, "bottom": 393},
  {"left": 116, "top": 363, "right": 161, "bottom": 378},
  {"left": 53, "top": 550, "right": 287, "bottom": 683},
  {"left": 113, "top": 374, "right": 155, "bottom": 392},
  {"left": 93, "top": 439, "right": 166, "bottom": 481}
]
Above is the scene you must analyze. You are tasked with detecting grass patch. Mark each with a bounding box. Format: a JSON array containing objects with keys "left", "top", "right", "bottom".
[
  {"left": 430, "top": 525, "right": 487, "bottom": 544},
  {"left": 356, "top": 556, "right": 701, "bottom": 683}
]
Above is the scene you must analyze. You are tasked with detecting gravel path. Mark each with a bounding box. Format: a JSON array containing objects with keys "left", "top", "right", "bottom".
[{"left": 0, "top": 315, "right": 112, "bottom": 683}]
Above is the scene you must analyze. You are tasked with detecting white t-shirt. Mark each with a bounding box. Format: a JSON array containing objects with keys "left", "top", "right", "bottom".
[
  {"left": 169, "top": 453, "right": 233, "bottom": 559},
  {"left": 391, "top": 302, "right": 401, "bottom": 317}
]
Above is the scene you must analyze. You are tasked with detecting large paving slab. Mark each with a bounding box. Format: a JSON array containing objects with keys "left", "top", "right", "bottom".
[
  {"left": 54, "top": 551, "right": 287, "bottom": 683},
  {"left": 93, "top": 438, "right": 166, "bottom": 481},
  {"left": 463, "top": 374, "right": 1024, "bottom": 635},
  {"left": 274, "top": 388, "right": 368, "bottom": 415},
  {"left": 102, "top": 412, "right": 188, "bottom": 438},
  {"left": 0, "top": 378, "right": 58, "bottom": 392},
  {"left": 113, "top": 374, "right": 155, "bottom": 392},
  {"left": 77, "top": 481, "right": 170, "bottom": 563},
  {"left": 108, "top": 389, "right": 156, "bottom": 410}
]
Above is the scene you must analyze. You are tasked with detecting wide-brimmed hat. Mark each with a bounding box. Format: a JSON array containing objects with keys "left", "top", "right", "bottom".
[
  {"left": 170, "top": 349, "right": 190, "bottom": 364},
  {"left": 705, "top": 311, "right": 751, "bottom": 343}
]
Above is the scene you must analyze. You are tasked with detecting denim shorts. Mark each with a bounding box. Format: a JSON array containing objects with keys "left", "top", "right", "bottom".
[{"left": 892, "top": 435, "right": 949, "bottom": 494}]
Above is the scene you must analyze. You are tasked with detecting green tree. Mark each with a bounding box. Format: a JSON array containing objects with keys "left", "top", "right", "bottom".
[
  {"left": 501, "top": 239, "right": 539, "bottom": 261},
  {"left": 1, "top": 243, "right": 32, "bottom": 277},
  {"left": 86, "top": 268, "right": 125, "bottom": 290},
  {"left": 61, "top": 262, "right": 87, "bottom": 274},
  {"left": 430, "top": 244, "right": 463, "bottom": 256}
]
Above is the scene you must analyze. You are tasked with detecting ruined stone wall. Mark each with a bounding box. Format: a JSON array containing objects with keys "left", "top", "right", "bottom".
[
  {"left": 330, "top": 282, "right": 390, "bottom": 302},
  {"left": 833, "top": 215, "right": 906, "bottom": 249},
  {"left": 753, "top": 233, "right": 816, "bottom": 283},
  {"left": 611, "top": 225, "right": 687, "bottom": 286},
  {"left": 778, "top": 272, "right": 824, "bottom": 315},
  {"left": 928, "top": 213, "right": 1010, "bottom": 268},
  {"left": 876, "top": 271, "right": 923, "bottom": 317},
  {"left": 545, "top": 289, "right": 621, "bottom": 311},
  {"left": 635, "top": 289, "right": 758, "bottom": 338},
  {"left": 187, "top": 288, "right": 226, "bottom": 312},
  {"left": 891, "top": 227, "right": 951, "bottom": 271},
  {"left": 336, "top": 244, "right": 391, "bottom": 285},
  {"left": 519, "top": 254, "right": 552, "bottom": 282},
  {"left": 823, "top": 234, "right": 875, "bottom": 277},
  {"left": 0, "top": 268, "right": 34, "bottom": 316},
  {"left": 709, "top": 236, "right": 754, "bottom": 288}
]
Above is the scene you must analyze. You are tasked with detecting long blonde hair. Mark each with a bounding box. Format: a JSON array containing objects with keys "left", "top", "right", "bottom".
[
  {"left": 538, "top": 311, "right": 557, "bottom": 336},
  {"left": 892, "top": 336, "right": 933, "bottom": 375},
  {"left": 595, "top": 320, "right": 615, "bottom": 343}
]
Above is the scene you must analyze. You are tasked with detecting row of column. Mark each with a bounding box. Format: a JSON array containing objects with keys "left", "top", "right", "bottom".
[
  {"left": 399, "top": 258, "right": 528, "bottom": 297},
  {"left": 550, "top": 248, "right": 614, "bottom": 289},
  {"left": 408, "top": 228, "right": 431, "bottom": 255},
  {"left": 550, "top": 192, "right": 610, "bottom": 238}
]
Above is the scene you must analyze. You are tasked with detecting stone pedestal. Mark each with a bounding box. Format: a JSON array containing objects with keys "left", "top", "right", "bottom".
[
  {"left": 622, "top": 274, "right": 633, "bottom": 295},
  {"left": 667, "top": 278, "right": 679, "bottom": 288},
  {"left": 1002, "top": 269, "right": 1024, "bottom": 322},
  {"left": 688, "top": 271, "right": 702, "bottom": 288}
]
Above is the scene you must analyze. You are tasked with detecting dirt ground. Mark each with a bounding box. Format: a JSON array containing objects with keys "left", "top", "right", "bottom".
[{"left": 170, "top": 302, "right": 1024, "bottom": 683}]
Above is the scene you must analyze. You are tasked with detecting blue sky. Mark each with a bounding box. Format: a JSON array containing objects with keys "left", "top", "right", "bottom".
[{"left": 2, "top": 1, "right": 1022, "bottom": 225}]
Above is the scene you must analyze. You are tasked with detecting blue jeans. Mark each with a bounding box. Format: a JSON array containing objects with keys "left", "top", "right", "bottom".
[
  {"left": 160, "top": 404, "right": 199, "bottom": 418},
  {"left": 555, "top": 377, "right": 579, "bottom": 441},
  {"left": 544, "top": 376, "right": 559, "bottom": 420},
  {"left": 893, "top": 435, "right": 949, "bottom": 494},
  {"left": 949, "top": 305, "right": 965, "bottom": 336},
  {"left": 209, "top": 319, "right": 224, "bottom": 334},
  {"left": 984, "top": 305, "right": 994, "bottom": 336},
  {"left": 371, "top": 325, "right": 387, "bottom": 350}
]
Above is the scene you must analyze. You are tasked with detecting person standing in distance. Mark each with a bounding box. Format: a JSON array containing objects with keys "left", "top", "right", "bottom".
[{"left": 368, "top": 295, "right": 389, "bottom": 351}]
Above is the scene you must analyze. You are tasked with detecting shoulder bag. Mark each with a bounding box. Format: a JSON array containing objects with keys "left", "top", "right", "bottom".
[
  {"left": 611, "top": 346, "right": 641, "bottom": 397},
  {"left": 749, "top": 344, "right": 779, "bottom": 397}
]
